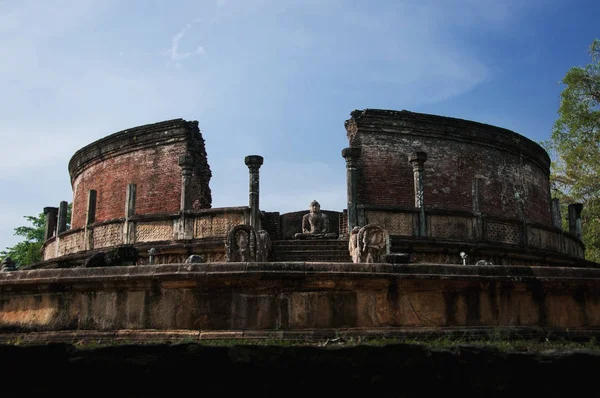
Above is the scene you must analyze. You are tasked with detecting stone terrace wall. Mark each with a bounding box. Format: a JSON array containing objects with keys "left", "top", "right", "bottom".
[
  {"left": 2, "top": 263, "right": 600, "bottom": 332},
  {"left": 68, "top": 119, "right": 211, "bottom": 229},
  {"left": 345, "top": 109, "right": 552, "bottom": 226}
]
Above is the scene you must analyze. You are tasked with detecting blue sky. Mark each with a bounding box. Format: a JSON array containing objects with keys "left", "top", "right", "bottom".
[{"left": 1, "top": 0, "right": 598, "bottom": 249}]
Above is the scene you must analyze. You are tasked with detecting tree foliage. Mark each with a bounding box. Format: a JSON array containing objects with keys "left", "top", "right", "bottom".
[
  {"left": 0, "top": 213, "right": 46, "bottom": 267},
  {"left": 1, "top": 204, "right": 72, "bottom": 268},
  {"left": 545, "top": 39, "right": 600, "bottom": 263}
]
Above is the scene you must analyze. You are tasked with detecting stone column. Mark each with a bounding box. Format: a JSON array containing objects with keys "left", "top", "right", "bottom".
[
  {"left": 245, "top": 155, "right": 264, "bottom": 231},
  {"left": 472, "top": 178, "right": 483, "bottom": 240},
  {"left": 342, "top": 147, "right": 361, "bottom": 234},
  {"left": 551, "top": 198, "right": 562, "bottom": 230},
  {"left": 409, "top": 152, "right": 427, "bottom": 237},
  {"left": 124, "top": 184, "right": 137, "bottom": 244},
  {"left": 125, "top": 184, "right": 136, "bottom": 218},
  {"left": 57, "top": 201, "right": 69, "bottom": 234},
  {"left": 86, "top": 190, "right": 97, "bottom": 225},
  {"left": 43, "top": 207, "right": 58, "bottom": 240},
  {"left": 568, "top": 203, "right": 583, "bottom": 239},
  {"left": 179, "top": 155, "right": 193, "bottom": 212},
  {"left": 84, "top": 190, "right": 97, "bottom": 250}
]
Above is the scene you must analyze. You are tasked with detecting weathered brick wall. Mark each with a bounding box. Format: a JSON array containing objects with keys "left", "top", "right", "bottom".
[
  {"left": 346, "top": 109, "right": 552, "bottom": 226},
  {"left": 69, "top": 120, "right": 212, "bottom": 229}
]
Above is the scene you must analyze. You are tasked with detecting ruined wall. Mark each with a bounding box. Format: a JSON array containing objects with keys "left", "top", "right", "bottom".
[
  {"left": 68, "top": 119, "right": 211, "bottom": 229},
  {"left": 345, "top": 109, "right": 552, "bottom": 226}
]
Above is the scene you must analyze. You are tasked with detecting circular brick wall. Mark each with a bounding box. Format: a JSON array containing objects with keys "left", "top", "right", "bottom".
[
  {"left": 68, "top": 119, "right": 212, "bottom": 229},
  {"left": 345, "top": 109, "right": 552, "bottom": 226}
]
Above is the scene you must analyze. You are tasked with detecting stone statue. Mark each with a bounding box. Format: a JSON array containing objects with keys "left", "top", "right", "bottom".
[
  {"left": 257, "top": 230, "right": 272, "bottom": 262},
  {"left": 348, "top": 225, "right": 390, "bottom": 263},
  {"left": 349, "top": 226, "right": 361, "bottom": 263},
  {"left": 226, "top": 225, "right": 258, "bottom": 262},
  {"left": 1, "top": 257, "right": 17, "bottom": 272},
  {"left": 294, "top": 200, "right": 337, "bottom": 239}
]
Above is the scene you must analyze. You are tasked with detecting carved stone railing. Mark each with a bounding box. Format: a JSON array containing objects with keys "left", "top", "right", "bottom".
[
  {"left": 360, "top": 205, "right": 585, "bottom": 259},
  {"left": 41, "top": 207, "right": 251, "bottom": 261}
]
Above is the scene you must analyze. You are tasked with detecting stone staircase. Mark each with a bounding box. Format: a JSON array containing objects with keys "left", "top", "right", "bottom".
[{"left": 270, "top": 239, "right": 351, "bottom": 262}]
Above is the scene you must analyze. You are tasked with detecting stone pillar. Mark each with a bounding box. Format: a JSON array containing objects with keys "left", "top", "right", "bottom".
[
  {"left": 472, "top": 178, "right": 483, "bottom": 240},
  {"left": 124, "top": 184, "right": 137, "bottom": 244},
  {"left": 125, "top": 184, "right": 136, "bottom": 218},
  {"left": 409, "top": 152, "right": 427, "bottom": 237},
  {"left": 57, "top": 201, "right": 69, "bottom": 234},
  {"left": 179, "top": 155, "right": 193, "bottom": 211},
  {"left": 43, "top": 206, "right": 58, "bottom": 240},
  {"left": 84, "top": 190, "right": 97, "bottom": 251},
  {"left": 342, "top": 147, "right": 361, "bottom": 234},
  {"left": 551, "top": 198, "right": 562, "bottom": 230},
  {"left": 245, "top": 155, "right": 264, "bottom": 231},
  {"left": 86, "top": 190, "right": 97, "bottom": 225},
  {"left": 568, "top": 203, "right": 583, "bottom": 239}
]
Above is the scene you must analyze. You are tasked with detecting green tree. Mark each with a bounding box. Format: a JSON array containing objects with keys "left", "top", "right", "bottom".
[
  {"left": 0, "top": 213, "right": 46, "bottom": 267},
  {"left": 1, "top": 204, "right": 72, "bottom": 268},
  {"left": 545, "top": 39, "right": 600, "bottom": 263}
]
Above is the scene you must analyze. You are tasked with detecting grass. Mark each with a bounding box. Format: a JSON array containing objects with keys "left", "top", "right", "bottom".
[{"left": 61, "top": 334, "right": 600, "bottom": 352}]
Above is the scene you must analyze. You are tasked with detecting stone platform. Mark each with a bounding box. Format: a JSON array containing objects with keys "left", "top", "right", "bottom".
[{"left": 1, "top": 262, "right": 600, "bottom": 334}]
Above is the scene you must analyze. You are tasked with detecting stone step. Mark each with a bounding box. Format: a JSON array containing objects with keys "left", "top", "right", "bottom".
[
  {"left": 270, "top": 256, "right": 351, "bottom": 262},
  {"left": 271, "top": 252, "right": 351, "bottom": 261},
  {"left": 270, "top": 239, "right": 351, "bottom": 262},
  {"left": 271, "top": 243, "right": 348, "bottom": 250},
  {"left": 271, "top": 249, "right": 348, "bottom": 254},
  {"left": 271, "top": 239, "right": 347, "bottom": 246}
]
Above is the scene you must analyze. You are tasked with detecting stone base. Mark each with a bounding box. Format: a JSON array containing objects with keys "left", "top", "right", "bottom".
[{"left": 293, "top": 233, "right": 338, "bottom": 239}]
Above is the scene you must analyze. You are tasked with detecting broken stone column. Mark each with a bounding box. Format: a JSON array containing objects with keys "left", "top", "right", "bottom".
[
  {"left": 409, "top": 152, "right": 427, "bottom": 237},
  {"left": 472, "top": 178, "right": 483, "bottom": 240},
  {"left": 86, "top": 190, "right": 97, "bottom": 225},
  {"left": 342, "top": 147, "right": 361, "bottom": 234},
  {"left": 551, "top": 198, "right": 562, "bottom": 230},
  {"left": 84, "top": 190, "right": 97, "bottom": 250},
  {"left": 179, "top": 155, "right": 193, "bottom": 211},
  {"left": 43, "top": 206, "right": 58, "bottom": 240},
  {"left": 57, "top": 201, "right": 69, "bottom": 234},
  {"left": 124, "top": 184, "right": 137, "bottom": 244},
  {"left": 245, "top": 155, "right": 264, "bottom": 231},
  {"left": 568, "top": 203, "right": 583, "bottom": 239}
]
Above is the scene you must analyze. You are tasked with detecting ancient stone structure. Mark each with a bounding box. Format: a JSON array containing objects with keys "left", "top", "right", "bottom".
[
  {"left": 1, "top": 109, "right": 598, "bottom": 342},
  {"left": 294, "top": 200, "right": 337, "bottom": 239},
  {"left": 343, "top": 109, "right": 588, "bottom": 267}
]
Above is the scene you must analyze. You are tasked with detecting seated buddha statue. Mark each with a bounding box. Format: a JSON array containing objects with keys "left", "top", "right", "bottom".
[{"left": 294, "top": 200, "right": 337, "bottom": 239}]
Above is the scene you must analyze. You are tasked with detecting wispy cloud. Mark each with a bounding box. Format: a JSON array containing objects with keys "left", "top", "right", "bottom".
[{"left": 165, "top": 21, "right": 206, "bottom": 69}]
